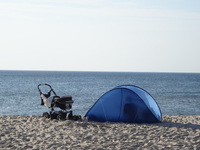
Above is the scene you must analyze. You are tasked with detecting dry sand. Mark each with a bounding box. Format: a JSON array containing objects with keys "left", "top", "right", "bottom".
[{"left": 0, "top": 115, "right": 200, "bottom": 149}]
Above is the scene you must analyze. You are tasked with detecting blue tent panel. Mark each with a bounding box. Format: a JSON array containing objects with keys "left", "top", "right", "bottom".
[
  {"left": 85, "top": 85, "right": 162, "bottom": 123},
  {"left": 87, "top": 89, "right": 122, "bottom": 122},
  {"left": 118, "top": 85, "right": 162, "bottom": 121}
]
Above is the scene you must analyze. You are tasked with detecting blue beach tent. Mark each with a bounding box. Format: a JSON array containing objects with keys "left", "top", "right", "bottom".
[{"left": 85, "top": 85, "right": 162, "bottom": 123}]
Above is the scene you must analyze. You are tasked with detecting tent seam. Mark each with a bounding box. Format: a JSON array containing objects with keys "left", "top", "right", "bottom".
[{"left": 118, "top": 89, "right": 123, "bottom": 121}]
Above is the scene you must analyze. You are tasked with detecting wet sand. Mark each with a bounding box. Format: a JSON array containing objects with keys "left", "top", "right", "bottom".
[{"left": 0, "top": 115, "right": 200, "bottom": 149}]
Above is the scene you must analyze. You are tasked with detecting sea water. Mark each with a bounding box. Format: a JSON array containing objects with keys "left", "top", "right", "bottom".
[{"left": 0, "top": 70, "right": 200, "bottom": 116}]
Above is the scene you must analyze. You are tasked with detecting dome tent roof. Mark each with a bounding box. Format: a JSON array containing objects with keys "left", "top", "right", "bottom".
[{"left": 85, "top": 85, "right": 162, "bottom": 123}]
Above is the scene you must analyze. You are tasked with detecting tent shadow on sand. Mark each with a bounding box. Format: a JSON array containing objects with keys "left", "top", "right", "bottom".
[{"left": 150, "top": 117, "right": 200, "bottom": 130}]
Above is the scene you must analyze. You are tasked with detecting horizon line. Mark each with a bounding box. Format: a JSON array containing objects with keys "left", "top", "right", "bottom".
[{"left": 0, "top": 69, "right": 200, "bottom": 74}]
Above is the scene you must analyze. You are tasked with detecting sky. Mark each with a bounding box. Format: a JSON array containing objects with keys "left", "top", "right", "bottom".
[{"left": 0, "top": 0, "right": 200, "bottom": 73}]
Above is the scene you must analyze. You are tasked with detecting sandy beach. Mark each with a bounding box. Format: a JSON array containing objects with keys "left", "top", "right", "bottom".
[{"left": 0, "top": 115, "right": 200, "bottom": 149}]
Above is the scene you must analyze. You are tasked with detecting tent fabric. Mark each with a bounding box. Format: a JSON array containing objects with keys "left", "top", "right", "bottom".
[{"left": 85, "top": 85, "right": 162, "bottom": 123}]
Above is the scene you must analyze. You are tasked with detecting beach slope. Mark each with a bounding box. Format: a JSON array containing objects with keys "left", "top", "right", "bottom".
[{"left": 0, "top": 116, "right": 200, "bottom": 149}]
